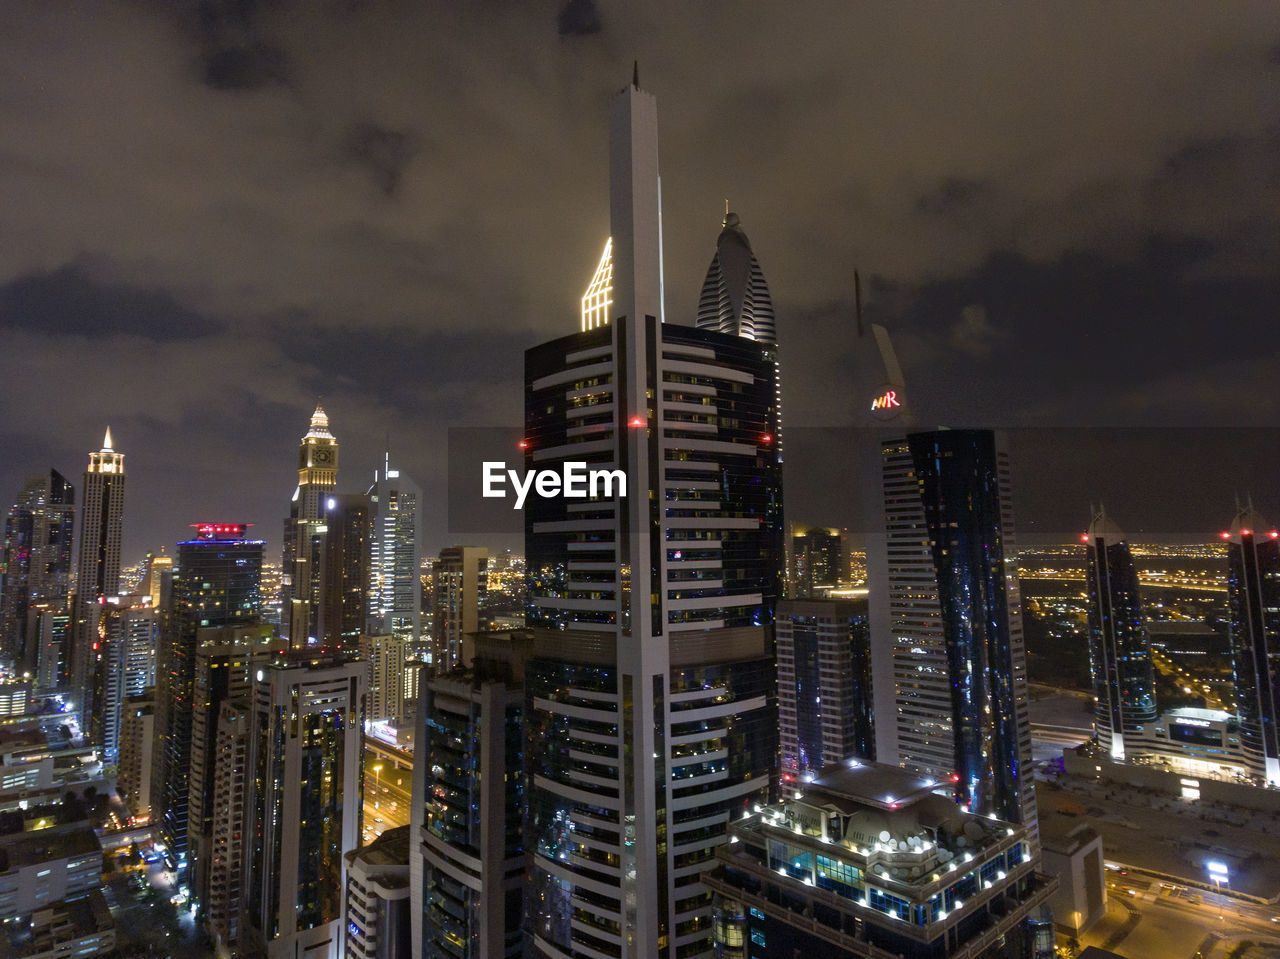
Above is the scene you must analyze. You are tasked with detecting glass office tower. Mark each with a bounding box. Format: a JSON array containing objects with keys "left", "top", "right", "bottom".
[{"left": 1085, "top": 509, "right": 1157, "bottom": 760}]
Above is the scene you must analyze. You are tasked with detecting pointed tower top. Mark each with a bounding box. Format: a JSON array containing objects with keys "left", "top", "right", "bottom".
[
  {"left": 1087, "top": 505, "right": 1126, "bottom": 541},
  {"left": 102, "top": 426, "right": 114, "bottom": 451},
  {"left": 1228, "top": 504, "right": 1272, "bottom": 543},
  {"left": 304, "top": 402, "right": 335, "bottom": 441},
  {"left": 633, "top": 60, "right": 640, "bottom": 89}
]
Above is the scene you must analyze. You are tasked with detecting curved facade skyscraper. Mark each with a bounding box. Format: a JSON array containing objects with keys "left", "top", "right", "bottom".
[
  {"left": 1084, "top": 509, "right": 1157, "bottom": 760},
  {"left": 696, "top": 211, "right": 776, "bottom": 344}
]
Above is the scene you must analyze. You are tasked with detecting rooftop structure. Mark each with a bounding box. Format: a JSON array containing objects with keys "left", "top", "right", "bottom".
[{"left": 707, "top": 760, "right": 1054, "bottom": 959}]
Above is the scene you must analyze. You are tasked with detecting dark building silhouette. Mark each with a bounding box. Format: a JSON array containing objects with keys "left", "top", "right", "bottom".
[
  {"left": 1226, "top": 506, "right": 1280, "bottom": 786},
  {"left": 152, "top": 524, "right": 263, "bottom": 873},
  {"left": 1084, "top": 509, "right": 1157, "bottom": 760}
]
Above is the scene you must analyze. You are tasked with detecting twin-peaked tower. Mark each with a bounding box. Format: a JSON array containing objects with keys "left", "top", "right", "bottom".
[{"left": 515, "top": 78, "right": 783, "bottom": 959}]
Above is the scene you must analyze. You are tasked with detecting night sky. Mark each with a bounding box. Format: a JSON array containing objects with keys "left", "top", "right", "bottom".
[{"left": 2, "top": 2, "right": 1279, "bottom": 562}]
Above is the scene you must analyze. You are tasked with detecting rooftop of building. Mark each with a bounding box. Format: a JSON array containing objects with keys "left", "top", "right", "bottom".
[
  {"left": 2, "top": 888, "right": 113, "bottom": 955},
  {"left": 1161, "top": 706, "right": 1234, "bottom": 724},
  {"left": 346, "top": 825, "right": 410, "bottom": 879},
  {"left": 1036, "top": 805, "right": 1101, "bottom": 855},
  {"left": 736, "top": 760, "right": 1022, "bottom": 894},
  {"left": 802, "top": 759, "right": 951, "bottom": 812},
  {"left": 0, "top": 822, "right": 100, "bottom": 872}
]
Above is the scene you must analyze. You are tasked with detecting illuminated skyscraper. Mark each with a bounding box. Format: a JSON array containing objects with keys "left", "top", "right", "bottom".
[
  {"left": 776, "top": 595, "right": 874, "bottom": 792},
  {"left": 187, "top": 623, "right": 286, "bottom": 924},
  {"left": 1084, "top": 509, "right": 1157, "bottom": 760},
  {"left": 520, "top": 77, "right": 782, "bottom": 958},
  {"left": 91, "top": 595, "right": 160, "bottom": 763},
  {"left": 790, "top": 525, "right": 845, "bottom": 597},
  {"left": 880, "top": 430, "right": 1036, "bottom": 844},
  {"left": 695, "top": 211, "right": 776, "bottom": 344},
  {"left": 431, "top": 546, "right": 486, "bottom": 674},
  {"left": 319, "top": 493, "right": 370, "bottom": 652},
  {"left": 283, "top": 405, "right": 339, "bottom": 647},
  {"left": 1, "top": 469, "right": 75, "bottom": 671},
  {"left": 1225, "top": 507, "right": 1280, "bottom": 786},
  {"left": 72, "top": 429, "right": 125, "bottom": 710},
  {"left": 243, "top": 656, "right": 365, "bottom": 959},
  {"left": 153, "top": 524, "right": 263, "bottom": 872},
  {"left": 367, "top": 453, "right": 422, "bottom": 644}
]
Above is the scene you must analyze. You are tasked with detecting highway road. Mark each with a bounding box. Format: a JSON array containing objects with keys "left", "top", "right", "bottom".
[
  {"left": 362, "top": 742, "right": 412, "bottom": 844},
  {"left": 1073, "top": 868, "right": 1280, "bottom": 958}
]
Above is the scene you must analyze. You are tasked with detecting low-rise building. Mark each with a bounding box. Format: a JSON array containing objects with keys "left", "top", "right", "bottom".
[{"left": 705, "top": 761, "right": 1056, "bottom": 959}]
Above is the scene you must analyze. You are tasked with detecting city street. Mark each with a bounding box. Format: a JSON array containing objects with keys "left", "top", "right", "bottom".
[
  {"left": 363, "top": 748, "right": 412, "bottom": 844},
  {"left": 1074, "top": 870, "right": 1280, "bottom": 958}
]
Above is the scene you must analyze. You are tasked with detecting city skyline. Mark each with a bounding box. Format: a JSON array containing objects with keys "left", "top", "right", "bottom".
[{"left": 2, "top": 4, "right": 1279, "bottom": 558}]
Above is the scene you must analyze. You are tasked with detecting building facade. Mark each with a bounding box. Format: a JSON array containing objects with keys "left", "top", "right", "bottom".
[
  {"left": 92, "top": 596, "right": 159, "bottom": 763},
  {"left": 705, "top": 762, "right": 1055, "bottom": 959},
  {"left": 519, "top": 80, "right": 782, "bottom": 959},
  {"left": 1225, "top": 507, "right": 1280, "bottom": 786},
  {"left": 412, "top": 632, "right": 529, "bottom": 959},
  {"left": 243, "top": 656, "right": 365, "bottom": 959},
  {"left": 153, "top": 524, "right": 263, "bottom": 872},
  {"left": 117, "top": 695, "right": 155, "bottom": 821},
  {"left": 0, "top": 469, "right": 74, "bottom": 671},
  {"left": 367, "top": 454, "right": 422, "bottom": 646},
  {"left": 346, "top": 825, "right": 411, "bottom": 959},
  {"left": 880, "top": 430, "right": 1036, "bottom": 844},
  {"left": 432, "top": 546, "right": 487, "bottom": 675},
  {"left": 790, "top": 526, "right": 845, "bottom": 598},
  {"left": 319, "top": 493, "right": 371, "bottom": 652},
  {"left": 283, "top": 405, "right": 339, "bottom": 648},
  {"left": 777, "top": 596, "right": 874, "bottom": 791},
  {"left": 188, "top": 623, "right": 286, "bottom": 921},
  {"left": 1084, "top": 509, "right": 1157, "bottom": 761},
  {"left": 72, "top": 430, "right": 125, "bottom": 716}
]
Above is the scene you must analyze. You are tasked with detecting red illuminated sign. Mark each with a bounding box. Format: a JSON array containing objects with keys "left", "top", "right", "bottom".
[
  {"left": 192, "top": 523, "right": 252, "bottom": 538},
  {"left": 870, "top": 390, "right": 901, "bottom": 411}
]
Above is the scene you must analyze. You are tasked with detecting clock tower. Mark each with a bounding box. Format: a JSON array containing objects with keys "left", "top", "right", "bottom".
[{"left": 283, "top": 404, "right": 339, "bottom": 647}]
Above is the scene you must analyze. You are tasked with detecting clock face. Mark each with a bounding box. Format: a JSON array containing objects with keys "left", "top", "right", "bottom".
[{"left": 313, "top": 448, "right": 332, "bottom": 464}]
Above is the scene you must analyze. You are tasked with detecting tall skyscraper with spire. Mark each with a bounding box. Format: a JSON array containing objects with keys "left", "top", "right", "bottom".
[
  {"left": 515, "top": 76, "right": 782, "bottom": 959},
  {"left": 283, "top": 404, "right": 339, "bottom": 647},
  {"left": 1225, "top": 505, "right": 1280, "bottom": 786},
  {"left": 1085, "top": 508, "right": 1157, "bottom": 760},
  {"left": 72, "top": 428, "right": 125, "bottom": 713}
]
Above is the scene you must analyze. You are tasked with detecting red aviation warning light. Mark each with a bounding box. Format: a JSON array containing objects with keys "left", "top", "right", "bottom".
[
  {"left": 761, "top": 434, "right": 773, "bottom": 444},
  {"left": 629, "top": 415, "right": 646, "bottom": 428},
  {"left": 1221, "top": 532, "right": 1231, "bottom": 540},
  {"left": 517, "top": 440, "right": 529, "bottom": 450}
]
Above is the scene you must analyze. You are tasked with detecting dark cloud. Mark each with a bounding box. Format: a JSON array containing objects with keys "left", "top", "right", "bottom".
[
  {"left": 344, "top": 122, "right": 420, "bottom": 197},
  {"left": 203, "top": 42, "right": 288, "bottom": 90},
  {"left": 916, "top": 177, "right": 993, "bottom": 218},
  {"left": 1, "top": 2, "right": 1279, "bottom": 557},
  {"left": 0, "top": 264, "right": 221, "bottom": 341},
  {"left": 558, "top": 0, "right": 602, "bottom": 38}
]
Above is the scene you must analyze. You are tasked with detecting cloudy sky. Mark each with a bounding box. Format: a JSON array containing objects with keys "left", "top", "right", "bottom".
[{"left": 2, "top": 1, "right": 1278, "bottom": 561}]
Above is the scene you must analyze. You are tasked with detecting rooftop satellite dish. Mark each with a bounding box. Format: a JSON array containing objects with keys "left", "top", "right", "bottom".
[{"left": 879, "top": 830, "right": 891, "bottom": 843}]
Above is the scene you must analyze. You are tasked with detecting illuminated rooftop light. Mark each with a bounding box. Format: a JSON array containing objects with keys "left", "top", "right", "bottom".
[{"left": 581, "top": 237, "right": 613, "bottom": 331}]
